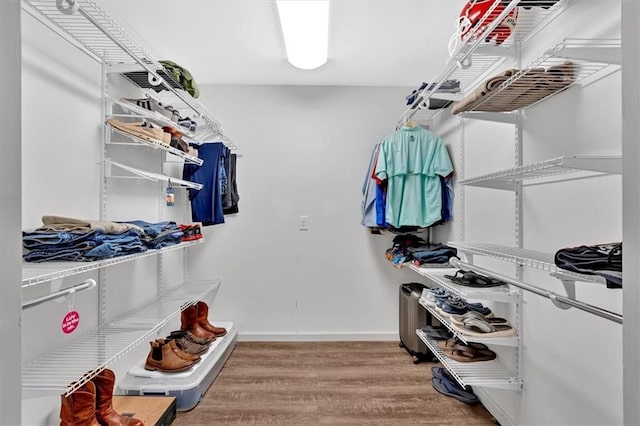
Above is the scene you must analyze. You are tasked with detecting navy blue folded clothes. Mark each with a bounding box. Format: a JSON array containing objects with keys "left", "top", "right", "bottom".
[
  {"left": 411, "top": 248, "right": 458, "bottom": 264},
  {"left": 554, "top": 242, "right": 622, "bottom": 288}
]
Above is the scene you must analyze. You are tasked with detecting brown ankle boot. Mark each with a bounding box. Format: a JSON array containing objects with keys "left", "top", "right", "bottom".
[
  {"left": 145, "top": 340, "right": 195, "bottom": 373},
  {"left": 196, "top": 301, "right": 227, "bottom": 337},
  {"left": 157, "top": 338, "right": 201, "bottom": 363},
  {"left": 60, "top": 381, "right": 99, "bottom": 426},
  {"left": 180, "top": 305, "right": 216, "bottom": 341},
  {"left": 92, "top": 369, "right": 143, "bottom": 426}
]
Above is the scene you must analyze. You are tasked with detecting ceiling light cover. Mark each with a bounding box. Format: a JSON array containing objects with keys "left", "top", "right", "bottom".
[{"left": 276, "top": 0, "right": 330, "bottom": 70}]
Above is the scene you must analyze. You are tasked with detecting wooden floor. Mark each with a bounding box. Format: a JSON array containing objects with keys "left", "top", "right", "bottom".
[{"left": 175, "top": 342, "right": 496, "bottom": 425}]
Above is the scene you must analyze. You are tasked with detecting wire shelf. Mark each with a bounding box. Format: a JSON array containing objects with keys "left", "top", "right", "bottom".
[
  {"left": 459, "top": 155, "right": 622, "bottom": 190},
  {"left": 23, "top": 0, "right": 237, "bottom": 151},
  {"left": 419, "top": 300, "right": 519, "bottom": 347},
  {"left": 407, "top": 263, "right": 518, "bottom": 303},
  {"left": 400, "top": 0, "right": 569, "bottom": 123},
  {"left": 112, "top": 100, "right": 200, "bottom": 141},
  {"left": 105, "top": 159, "right": 203, "bottom": 190},
  {"left": 416, "top": 330, "right": 521, "bottom": 391},
  {"left": 448, "top": 242, "right": 608, "bottom": 284},
  {"left": 107, "top": 122, "right": 203, "bottom": 166},
  {"left": 22, "top": 280, "right": 220, "bottom": 396},
  {"left": 457, "top": 38, "right": 621, "bottom": 114},
  {"left": 22, "top": 239, "right": 203, "bottom": 288}
]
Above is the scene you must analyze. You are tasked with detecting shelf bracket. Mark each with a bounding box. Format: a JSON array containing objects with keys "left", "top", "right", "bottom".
[
  {"left": 459, "top": 112, "right": 518, "bottom": 124},
  {"left": 552, "top": 46, "right": 622, "bottom": 66},
  {"left": 464, "top": 180, "right": 519, "bottom": 191}
]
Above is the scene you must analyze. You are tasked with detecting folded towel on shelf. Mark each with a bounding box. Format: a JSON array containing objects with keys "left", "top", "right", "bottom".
[{"left": 452, "top": 62, "right": 576, "bottom": 114}]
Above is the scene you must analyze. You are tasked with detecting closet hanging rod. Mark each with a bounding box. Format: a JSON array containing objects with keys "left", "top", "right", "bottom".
[
  {"left": 449, "top": 258, "right": 622, "bottom": 324},
  {"left": 22, "top": 279, "right": 97, "bottom": 310}
]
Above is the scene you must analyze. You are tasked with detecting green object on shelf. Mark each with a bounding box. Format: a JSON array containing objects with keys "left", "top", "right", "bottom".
[{"left": 159, "top": 60, "right": 200, "bottom": 99}]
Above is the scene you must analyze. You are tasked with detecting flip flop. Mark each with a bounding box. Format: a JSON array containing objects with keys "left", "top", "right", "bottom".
[
  {"left": 449, "top": 311, "right": 509, "bottom": 326},
  {"left": 437, "top": 341, "right": 497, "bottom": 362},
  {"left": 444, "top": 269, "right": 506, "bottom": 288},
  {"left": 439, "top": 338, "right": 491, "bottom": 353},
  {"left": 452, "top": 317, "right": 516, "bottom": 338},
  {"left": 432, "top": 377, "right": 480, "bottom": 405}
]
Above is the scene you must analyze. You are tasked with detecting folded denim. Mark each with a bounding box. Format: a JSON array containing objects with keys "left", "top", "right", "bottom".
[
  {"left": 86, "top": 241, "right": 147, "bottom": 259},
  {"left": 94, "top": 229, "right": 141, "bottom": 244},
  {"left": 119, "top": 220, "right": 177, "bottom": 238},
  {"left": 24, "top": 248, "right": 88, "bottom": 263},
  {"left": 146, "top": 229, "right": 184, "bottom": 249},
  {"left": 23, "top": 229, "right": 99, "bottom": 249}
]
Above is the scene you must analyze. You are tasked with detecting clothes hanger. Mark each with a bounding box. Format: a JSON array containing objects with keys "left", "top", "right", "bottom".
[{"left": 405, "top": 119, "right": 418, "bottom": 128}]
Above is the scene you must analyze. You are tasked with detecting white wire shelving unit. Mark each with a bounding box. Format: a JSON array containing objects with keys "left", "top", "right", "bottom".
[
  {"left": 21, "top": 279, "right": 220, "bottom": 397},
  {"left": 418, "top": 299, "right": 519, "bottom": 348},
  {"left": 458, "top": 155, "right": 622, "bottom": 190},
  {"left": 21, "top": 0, "right": 237, "bottom": 152},
  {"left": 106, "top": 122, "right": 203, "bottom": 166},
  {"left": 22, "top": 239, "right": 203, "bottom": 288},
  {"left": 112, "top": 99, "right": 200, "bottom": 140},
  {"left": 400, "top": 0, "right": 569, "bottom": 124},
  {"left": 448, "top": 242, "right": 608, "bottom": 285},
  {"left": 416, "top": 329, "right": 521, "bottom": 391},
  {"left": 457, "top": 38, "right": 621, "bottom": 116},
  {"left": 105, "top": 159, "right": 203, "bottom": 190},
  {"left": 406, "top": 263, "right": 518, "bottom": 303}
]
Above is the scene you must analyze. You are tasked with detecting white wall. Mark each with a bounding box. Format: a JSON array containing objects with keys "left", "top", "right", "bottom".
[
  {"left": 1, "top": 1, "right": 23, "bottom": 424},
  {"left": 430, "top": 2, "right": 623, "bottom": 425},
  {"left": 190, "top": 85, "right": 421, "bottom": 340}
]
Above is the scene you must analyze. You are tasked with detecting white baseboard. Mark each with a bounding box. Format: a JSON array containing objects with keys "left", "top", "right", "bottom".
[
  {"left": 475, "top": 388, "right": 517, "bottom": 426},
  {"left": 238, "top": 332, "right": 399, "bottom": 342}
]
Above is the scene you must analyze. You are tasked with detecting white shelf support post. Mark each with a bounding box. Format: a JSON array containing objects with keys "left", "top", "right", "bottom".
[{"left": 622, "top": 1, "right": 640, "bottom": 424}]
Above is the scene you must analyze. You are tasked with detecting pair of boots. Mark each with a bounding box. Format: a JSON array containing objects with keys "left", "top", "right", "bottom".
[
  {"left": 180, "top": 301, "right": 226, "bottom": 342},
  {"left": 144, "top": 338, "right": 200, "bottom": 373},
  {"left": 60, "top": 369, "right": 143, "bottom": 426}
]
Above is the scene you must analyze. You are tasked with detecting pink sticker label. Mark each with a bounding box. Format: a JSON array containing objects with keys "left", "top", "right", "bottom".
[{"left": 61, "top": 311, "right": 80, "bottom": 334}]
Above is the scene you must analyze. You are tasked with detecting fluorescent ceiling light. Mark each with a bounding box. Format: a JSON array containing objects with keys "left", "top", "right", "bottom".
[{"left": 276, "top": 0, "right": 330, "bottom": 70}]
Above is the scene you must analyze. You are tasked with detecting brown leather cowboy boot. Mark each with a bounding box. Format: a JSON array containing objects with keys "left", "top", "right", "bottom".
[
  {"left": 92, "top": 369, "right": 143, "bottom": 426},
  {"left": 60, "top": 381, "right": 99, "bottom": 426},
  {"left": 180, "top": 304, "right": 216, "bottom": 341},
  {"left": 144, "top": 340, "right": 195, "bottom": 373},
  {"left": 196, "top": 301, "right": 227, "bottom": 337}
]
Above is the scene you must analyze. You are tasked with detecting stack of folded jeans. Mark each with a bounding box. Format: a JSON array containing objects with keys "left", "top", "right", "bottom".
[{"left": 23, "top": 216, "right": 185, "bottom": 263}]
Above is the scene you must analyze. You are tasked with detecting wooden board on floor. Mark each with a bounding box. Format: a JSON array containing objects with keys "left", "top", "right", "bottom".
[
  {"left": 173, "top": 341, "right": 497, "bottom": 426},
  {"left": 113, "top": 395, "right": 177, "bottom": 426}
]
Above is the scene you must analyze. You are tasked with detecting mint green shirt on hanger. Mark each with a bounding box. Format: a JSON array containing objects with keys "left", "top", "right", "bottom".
[{"left": 374, "top": 126, "right": 453, "bottom": 228}]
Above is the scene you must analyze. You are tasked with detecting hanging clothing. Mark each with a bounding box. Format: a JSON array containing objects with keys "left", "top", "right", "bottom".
[
  {"left": 222, "top": 153, "right": 240, "bottom": 214},
  {"left": 374, "top": 126, "right": 453, "bottom": 228},
  {"left": 361, "top": 144, "right": 380, "bottom": 227},
  {"left": 183, "top": 143, "right": 227, "bottom": 226}
]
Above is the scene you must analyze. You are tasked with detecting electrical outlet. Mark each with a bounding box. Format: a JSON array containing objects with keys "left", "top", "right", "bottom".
[{"left": 298, "top": 215, "right": 309, "bottom": 231}]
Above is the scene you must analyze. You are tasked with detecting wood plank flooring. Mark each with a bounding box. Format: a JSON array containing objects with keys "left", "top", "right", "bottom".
[{"left": 174, "top": 342, "right": 496, "bottom": 425}]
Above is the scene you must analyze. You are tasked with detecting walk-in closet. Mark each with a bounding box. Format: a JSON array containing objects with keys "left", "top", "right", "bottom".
[{"left": 2, "top": 0, "right": 637, "bottom": 424}]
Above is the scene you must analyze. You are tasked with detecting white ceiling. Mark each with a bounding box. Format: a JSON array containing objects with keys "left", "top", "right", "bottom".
[{"left": 99, "top": 0, "right": 465, "bottom": 87}]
